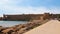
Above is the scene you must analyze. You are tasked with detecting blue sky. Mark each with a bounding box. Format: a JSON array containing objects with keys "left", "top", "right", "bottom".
[{"left": 0, "top": 0, "right": 60, "bottom": 17}]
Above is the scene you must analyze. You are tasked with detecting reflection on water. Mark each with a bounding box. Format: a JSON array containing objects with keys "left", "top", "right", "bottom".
[{"left": 0, "top": 21, "right": 28, "bottom": 27}]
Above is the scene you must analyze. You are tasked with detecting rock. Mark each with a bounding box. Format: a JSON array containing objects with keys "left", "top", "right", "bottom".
[
  {"left": 2, "top": 28, "right": 13, "bottom": 34},
  {"left": 11, "top": 32, "right": 17, "bottom": 34}
]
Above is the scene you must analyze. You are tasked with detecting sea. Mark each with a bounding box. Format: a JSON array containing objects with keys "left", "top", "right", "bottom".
[{"left": 0, "top": 21, "right": 28, "bottom": 27}]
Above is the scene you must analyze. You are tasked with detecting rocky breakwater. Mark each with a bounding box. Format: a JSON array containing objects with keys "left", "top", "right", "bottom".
[{"left": 0, "top": 19, "right": 49, "bottom": 34}]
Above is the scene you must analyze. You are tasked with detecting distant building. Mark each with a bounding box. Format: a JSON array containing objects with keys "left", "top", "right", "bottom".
[
  {"left": 0, "top": 17, "right": 2, "bottom": 20},
  {"left": 2, "top": 13, "right": 60, "bottom": 21},
  {"left": 3, "top": 14, "right": 42, "bottom": 21}
]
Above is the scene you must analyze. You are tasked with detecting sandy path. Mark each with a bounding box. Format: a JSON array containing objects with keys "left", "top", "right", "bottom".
[{"left": 24, "top": 20, "right": 60, "bottom": 34}]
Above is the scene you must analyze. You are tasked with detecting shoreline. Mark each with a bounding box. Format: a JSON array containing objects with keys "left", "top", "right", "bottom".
[{"left": 0, "top": 19, "right": 49, "bottom": 34}]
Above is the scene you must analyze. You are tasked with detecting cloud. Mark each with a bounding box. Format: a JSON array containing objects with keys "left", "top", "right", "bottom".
[
  {"left": 2, "top": 6, "right": 60, "bottom": 14},
  {"left": 0, "top": 0, "right": 60, "bottom": 17}
]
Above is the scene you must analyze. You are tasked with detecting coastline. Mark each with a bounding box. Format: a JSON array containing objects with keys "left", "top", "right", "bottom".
[
  {"left": 0, "top": 13, "right": 60, "bottom": 34},
  {"left": 0, "top": 19, "right": 49, "bottom": 34}
]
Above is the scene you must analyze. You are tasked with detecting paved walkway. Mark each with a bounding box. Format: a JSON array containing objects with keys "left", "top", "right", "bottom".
[{"left": 24, "top": 20, "right": 60, "bottom": 34}]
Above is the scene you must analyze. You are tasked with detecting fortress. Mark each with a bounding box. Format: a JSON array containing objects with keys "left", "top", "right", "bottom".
[{"left": 0, "top": 13, "right": 60, "bottom": 21}]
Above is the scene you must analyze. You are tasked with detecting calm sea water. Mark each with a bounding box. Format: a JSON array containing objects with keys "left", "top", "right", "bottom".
[{"left": 0, "top": 21, "right": 28, "bottom": 27}]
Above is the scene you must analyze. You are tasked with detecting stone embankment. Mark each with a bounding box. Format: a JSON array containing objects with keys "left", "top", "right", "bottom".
[{"left": 0, "top": 19, "right": 49, "bottom": 34}]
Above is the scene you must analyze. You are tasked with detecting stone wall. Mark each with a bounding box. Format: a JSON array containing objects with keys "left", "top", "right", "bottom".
[
  {"left": 3, "top": 14, "right": 42, "bottom": 21},
  {"left": 2, "top": 13, "right": 60, "bottom": 21},
  {"left": 0, "top": 17, "right": 2, "bottom": 20}
]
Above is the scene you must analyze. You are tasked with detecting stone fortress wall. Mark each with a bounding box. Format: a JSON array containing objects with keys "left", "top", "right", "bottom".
[{"left": 0, "top": 13, "right": 60, "bottom": 21}]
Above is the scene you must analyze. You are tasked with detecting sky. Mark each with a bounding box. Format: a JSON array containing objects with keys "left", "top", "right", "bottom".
[{"left": 0, "top": 0, "right": 60, "bottom": 17}]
